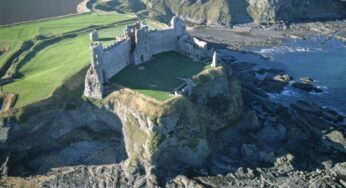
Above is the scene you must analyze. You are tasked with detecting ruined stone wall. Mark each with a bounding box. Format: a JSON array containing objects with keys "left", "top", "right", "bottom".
[
  {"left": 84, "top": 16, "right": 212, "bottom": 99},
  {"left": 84, "top": 43, "right": 105, "bottom": 99},
  {"left": 102, "top": 39, "right": 131, "bottom": 79},
  {"left": 178, "top": 35, "right": 211, "bottom": 61},
  {"left": 133, "top": 26, "right": 151, "bottom": 65},
  {"left": 148, "top": 29, "right": 178, "bottom": 55}
]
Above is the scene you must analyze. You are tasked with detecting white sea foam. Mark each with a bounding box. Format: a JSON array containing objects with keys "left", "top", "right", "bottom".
[
  {"left": 267, "top": 88, "right": 300, "bottom": 102},
  {"left": 256, "top": 46, "right": 314, "bottom": 56}
]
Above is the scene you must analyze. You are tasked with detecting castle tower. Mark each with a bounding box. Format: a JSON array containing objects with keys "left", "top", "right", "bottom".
[
  {"left": 133, "top": 23, "right": 151, "bottom": 65},
  {"left": 211, "top": 51, "right": 220, "bottom": 68},
  {"left": 84, "top": 43, "right": 105, "bottom": 99},
  {"left": 171, "top": 16, "right": 186, "bottom": 36}
]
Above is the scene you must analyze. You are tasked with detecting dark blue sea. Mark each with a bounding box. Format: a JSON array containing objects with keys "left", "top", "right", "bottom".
[
  {"left": 257, "top": 36, "right": 346, "bottom": 116},
  {"left": 220, "top": 36, "right": 346, "bottom": 117}
]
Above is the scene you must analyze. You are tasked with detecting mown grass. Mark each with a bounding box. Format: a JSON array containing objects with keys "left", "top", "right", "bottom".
[
  {"left": 1, "top": 12, "right": 169, "bottom": 108},
  {"left": 110, "top": 52, "right": 209, "bottom": 101},
  {"left": 0, "top": 13, "right": 134, "bottom": 69},
  {"left": 1, "top": 13, "right": 139, "bottom": 107},
  {"left": 3, "top": 34, "right": 90, "bottom": 107}
]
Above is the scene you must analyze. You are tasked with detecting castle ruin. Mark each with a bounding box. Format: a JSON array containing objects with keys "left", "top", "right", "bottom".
[{"left": 84, "top": 17, "right": 214, "bottom": 99}]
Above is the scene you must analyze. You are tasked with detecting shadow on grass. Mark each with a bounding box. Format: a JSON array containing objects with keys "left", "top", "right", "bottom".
[
  {"left": 13, "top": 34, "right": 78, "bottom": 79},
  {"left": 107, "top": 51, "right": 207, "bottom": 100},
  {"left": 0, "top": 40, "right": 34, "bottom": 78},
  {"left": 98, "top": 37, "right": 116, "bottom": 42},
  {"left": 1, "top": 68, "right": 128, "bottom": 177}
]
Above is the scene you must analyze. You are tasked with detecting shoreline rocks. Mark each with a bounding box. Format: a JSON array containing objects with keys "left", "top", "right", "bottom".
[{"left": 292, "top": 76, "right": 323, "bottom": 93}]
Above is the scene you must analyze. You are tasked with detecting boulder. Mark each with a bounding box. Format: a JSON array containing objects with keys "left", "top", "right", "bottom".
[
  {"left": 259, "top": 76, "right": 289, "bottom": 93},
  {"left": 323, "top": 130, "right": 346, "bottom": 153},
  {"left": 256, "top": 68, "right": 286, "bottom": 75},
  {"left": 292, "top": 82, "right": 323, "bottom": 93},
  {"left": 273, "top": 74, "right": 292, "bottom": 83},
  {"left": 257, "top": 122, "right": 286, "bottom": 146},
  {"left": 291, "top": 101, "right": 344, "bottom": 123},
  {"left": 299, "top": 77, "right": 314, "bottom": 84},
  {"left": 291, "top": 100, "right": 321, "bottom": 115},
  {"left": 231, "top": 62, "right": 257, "bottom": 72},
  {"left": 321, "top": 108, "right": 344, "bottom": 123}
]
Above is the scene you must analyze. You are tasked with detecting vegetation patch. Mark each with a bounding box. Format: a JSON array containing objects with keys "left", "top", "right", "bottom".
[
  {"left": 124, "top": 115, "right": 149, "bottom": 162},
  {"left": 192, "top": 66, "right": 224, "bottom": 85},
  {"left": 0, "top": 13, "right": 134, "bottom": 69},
  {"left": 0, "top": 12, "right": 169, "bottom": 109},
  {"left": 148, "top": 132, "right": 166, "bottom": 153},
  {"left": 0, "top": 66, "right": 88, "bottom": 122},
  {"left": 0, "top": 13, "right": 139, "bottom": 108},
  {"left": 110, "top": 52, "right": 209, "bottom": 101}
]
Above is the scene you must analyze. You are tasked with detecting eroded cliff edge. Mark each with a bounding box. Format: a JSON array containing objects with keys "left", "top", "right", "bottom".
[{"left": 0, "top": 65, "right": 243, "bottom": 187}]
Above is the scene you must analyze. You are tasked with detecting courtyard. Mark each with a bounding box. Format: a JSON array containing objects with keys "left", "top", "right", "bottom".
[{"left": 110, "top": 52, "right": 210, "bottom": 101}]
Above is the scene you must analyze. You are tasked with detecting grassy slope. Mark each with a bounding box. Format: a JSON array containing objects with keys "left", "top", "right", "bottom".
[
  {"left": 1, "top": 13, "right": 137, "bottom": 107},
  {"left": 110, "top": 52, "right": 209, "bottom": 101},
  {"left": 0, "top": 13, "right": 133, "bottom": 69}
]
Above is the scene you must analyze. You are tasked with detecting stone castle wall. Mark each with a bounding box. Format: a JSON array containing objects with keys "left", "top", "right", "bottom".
[
  {"left": 84, "top": 16, "right": 212, "bottom": 99},
  {"left": 102, "top": 39, "right": 131, "bottom": 80},
  {"left": 148, "top": 29, "right": 178, "bottom": 55}
]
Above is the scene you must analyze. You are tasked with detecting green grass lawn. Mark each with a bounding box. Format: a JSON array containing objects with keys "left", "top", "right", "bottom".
[
  {"left": 110, "top": 52, "right": 210, "bottom": 101},
  {"left": 0, "top": 12, "right": 134, "bottom": 69},
  {"left": 1, "top": 13, "right": 139, "bottom": 107},
  {"left": 3, "top": 34, "right": 89, "bottom": 107},
  {"left": 1, "top": 12, "right": 167, "bottom": 108}
]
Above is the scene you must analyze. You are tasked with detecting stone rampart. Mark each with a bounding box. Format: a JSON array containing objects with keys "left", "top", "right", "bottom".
[
  {"left": 148, "top": 29, "right": 178, "bottom": 55},
  {"left": 102, "top": 39, "right": 131, "bottom": 79},
  {"left": 84, "top": 16, "right": 212, "bottom": 99}
]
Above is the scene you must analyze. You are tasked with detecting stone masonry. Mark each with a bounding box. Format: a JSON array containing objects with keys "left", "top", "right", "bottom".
[{"left": 84, "top": 16, "right": 212, "bottom": 99}]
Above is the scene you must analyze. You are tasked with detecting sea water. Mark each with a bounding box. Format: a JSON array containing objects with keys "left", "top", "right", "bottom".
[
  {"left": 0, "top": 0, "right": 81, "bottom": 25},
  {"left": 257, "top": 36, "right": 346, "bottom": 115}
]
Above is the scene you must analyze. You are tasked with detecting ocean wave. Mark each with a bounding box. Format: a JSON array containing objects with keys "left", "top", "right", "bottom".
[
  {"left": 316, "top": 85, "right": 328, "bottom": 90},
  {"left": 267, "top": 88, "right": 300, "bottom": 101},
  {"left": 256, "top": 46, "right": 314, "bottom": 56}
]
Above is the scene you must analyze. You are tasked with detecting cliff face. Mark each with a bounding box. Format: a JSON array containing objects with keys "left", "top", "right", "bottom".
[
  {"left": 98, "top": 0, "right": 346, "bottom": 25},
  {"left": 0, "top": 65, "right": 243, "bottom": 186},
  {"left": 103, "top": 66, "right": 242, "bottom": 184}
]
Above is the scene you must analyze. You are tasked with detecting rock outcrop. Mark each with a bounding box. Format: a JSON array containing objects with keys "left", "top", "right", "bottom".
[{"left": 0, "top": 64, "right": 243, "bottom": 187}]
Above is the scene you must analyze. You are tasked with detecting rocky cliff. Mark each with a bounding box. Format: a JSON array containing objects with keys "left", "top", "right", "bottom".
[
  {"left": 0, "top": 65, "right": 243, "bottom": 187},
  {"left": 96, "top": 0, "right": 346, "bottom": 25}
]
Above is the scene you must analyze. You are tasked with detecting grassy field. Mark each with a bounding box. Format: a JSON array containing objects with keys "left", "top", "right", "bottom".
[
  {"left": 110, "top": 52, "right": 209, "bottom": 101},
  {"left": 0, "top": 13, "right": 134, "bottom": 69},
  {"left": 1, "top": 13, "right": 143, "bottom": 107},
  {"left": 0, "top": 12, "right": 170, "bottom": 108}
]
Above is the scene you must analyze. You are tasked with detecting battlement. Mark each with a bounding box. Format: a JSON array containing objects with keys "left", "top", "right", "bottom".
[
  {"left": 84, "top": 16, "right": 212, "bottom": 99},
  {"left": 103, "top": 38, "right": 129, "bottom": 53}
]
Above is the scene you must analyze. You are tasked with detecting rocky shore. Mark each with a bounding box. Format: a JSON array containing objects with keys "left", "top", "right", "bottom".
[
  {"left": 190, "top": 19, "right": 346, "bottom": 50},
  {"left": 0, "top": 17, "right": 346, "bottom": 187}
]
